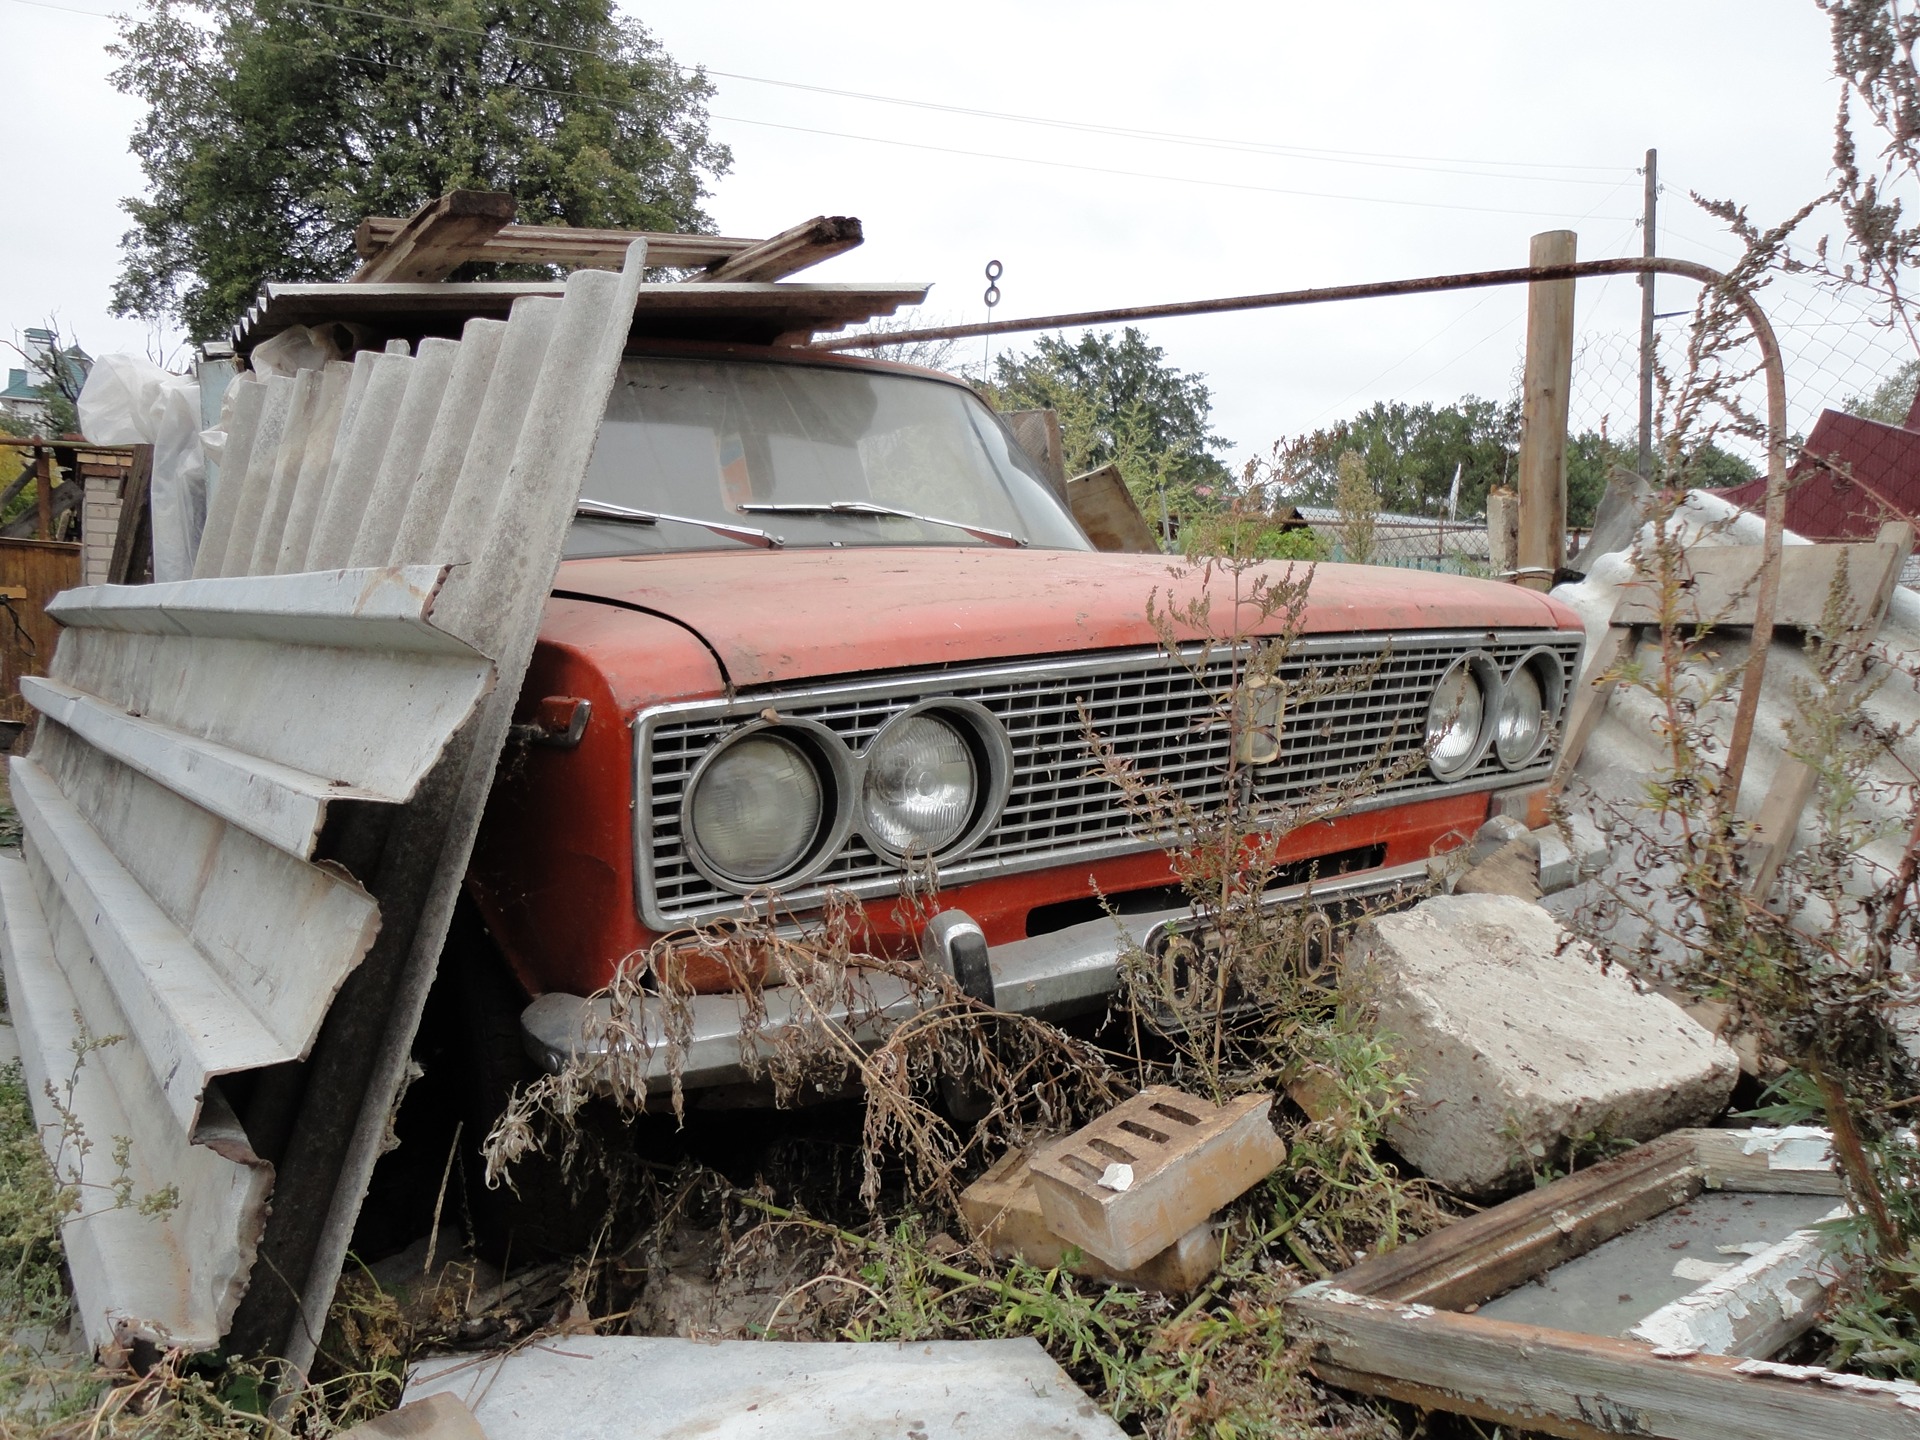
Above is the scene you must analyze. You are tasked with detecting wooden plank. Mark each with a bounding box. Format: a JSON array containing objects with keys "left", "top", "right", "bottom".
[
  {"left": 106, "top": 443, "right": 153, "bottom": 586},
  {"left": 349, "top": 190, "right": 517, "bottom": 284},
  {"left": 1628, "top": 1205, "right": 1850, "bottom": 1358},
  {"left": 1003, "top": 409, "right": 1068, "bottom": 502},
  {"left": 1516, "top": 230, "right": 1577, "bottom": 592},
  {"left": 1743, "top": 522, "right": 1914, "bottom": 895},
  {"left": 1550, "top": 623, "right": 1634, "bottom": 795},
  {"left": 695, "top": 215, "right": 863, "bottom": 282},
  {"left": 0, "top": 538, "right": 81, "bottom": 726},
  {"left": 235, "top": 280, "right": 930, "bottom": 353},
  {"left": 354, "top": 217, "right": 763, "bottom": 270},
  {"left": 1328, "top": 1131, "right": 1702, "bottom": 1309},
  {"left": 1687, "top": 1127, "right": 1845, "bottom": 1195},
  {"left": 34, "top": 452, "right": 52, "bottom": 541},
  {"left": 1289, "top": 1289, "right": 1920, "bottom": 1440},
  {"left": 1066, "top": 463, "right": 1161, "bottom": 554}
]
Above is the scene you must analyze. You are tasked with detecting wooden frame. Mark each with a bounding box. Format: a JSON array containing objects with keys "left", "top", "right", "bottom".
[{"left": 1282, "top": 1129, "right": 1920, "bottom": 1439}]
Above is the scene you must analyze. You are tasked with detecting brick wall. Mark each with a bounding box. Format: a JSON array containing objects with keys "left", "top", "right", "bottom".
[{"left": 75, "top": 449, "right": 130, "bottom": 585}]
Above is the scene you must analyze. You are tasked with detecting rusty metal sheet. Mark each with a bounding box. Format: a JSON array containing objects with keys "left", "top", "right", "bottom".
[{"left": 0, "top": 246, "right": 647, "bottom": 1359}]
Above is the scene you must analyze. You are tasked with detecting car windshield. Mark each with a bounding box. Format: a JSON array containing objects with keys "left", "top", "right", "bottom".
[{"left": 565, "top": 356, "right": 1090, "bottom": 556}]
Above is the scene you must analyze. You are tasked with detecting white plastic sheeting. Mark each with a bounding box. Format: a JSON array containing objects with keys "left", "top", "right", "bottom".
[
  {"left": 0, "top": 245, "right": 647, "bottom": 1355},
  {"left": 75, "top": 354, "right": 209, "bottom": 583}
]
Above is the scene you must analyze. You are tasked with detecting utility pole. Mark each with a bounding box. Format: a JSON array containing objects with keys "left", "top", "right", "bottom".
[{"left": 1638, "top": 148, "right": 1658, "bottom": 480}]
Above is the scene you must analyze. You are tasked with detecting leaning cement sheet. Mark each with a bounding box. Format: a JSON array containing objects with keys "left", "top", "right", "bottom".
[
  {"left": 407, "top": 1337, "right": 1128, "bottom": 1440},
  {"left": 0, "top": 245, "right": 647, "bottom": 1356}
]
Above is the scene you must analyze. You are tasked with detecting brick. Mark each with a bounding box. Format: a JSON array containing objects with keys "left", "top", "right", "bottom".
[
  {"left": 959, "top": 1149, "right": 1218, "bottom": 1293},
  {"left": 1029, "top": 1087, "right": 1285, "bottom": 1270}
]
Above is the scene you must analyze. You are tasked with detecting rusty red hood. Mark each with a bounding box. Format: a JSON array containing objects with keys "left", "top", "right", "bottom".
[{"left": 552, "top": 546, "right": 1581, "bottom": 690}]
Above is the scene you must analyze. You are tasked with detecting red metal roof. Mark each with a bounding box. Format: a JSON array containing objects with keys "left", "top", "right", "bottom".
[{"left": 1717, "top": 402, "right": 1920, "bottom": 538}]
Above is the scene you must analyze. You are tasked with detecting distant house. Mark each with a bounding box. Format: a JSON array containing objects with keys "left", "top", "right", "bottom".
[{"left": 0, "top": 327, "right": 91, "bottom": 433}]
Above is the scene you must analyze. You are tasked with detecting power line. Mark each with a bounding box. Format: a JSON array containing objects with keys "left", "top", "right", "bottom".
[
  {"left": 10, "top": 0, "right": 1634, "bottom": 186},
  {"left": 704, "top": 113, "right": 1641, "bottom": 221},
  {"left": 279, "top": 0, "right": 1643, "bottom": 182},
  {"left": 5, "top": 0, "right": 1639, "bottom": 223}
]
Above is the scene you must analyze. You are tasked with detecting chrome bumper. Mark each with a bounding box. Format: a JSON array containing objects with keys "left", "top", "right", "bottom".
[{"left": 518, "top": 859, "right": 1432, "bottom": 1094}]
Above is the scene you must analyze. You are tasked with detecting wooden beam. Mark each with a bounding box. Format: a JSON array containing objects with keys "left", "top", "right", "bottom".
[
  {"left": 1515, "top": 229, "right": 1577, "bottom": 592},
  {"left": 696, "top": 215, "right": 864, "bottom": 283},
  {"left": 1066, "top": 464, "right": 1164, "bottom": 554},
  {"left": 106, "top": 443, "right": 154, "bottom": 585},
  {"left": 1289, "top": 1291, "right": 1920, "bottom": 1440},
  {"left": 354, "top": 217, "right": 765, "bottom": 271},
  {"left": 348, "top": 190, "right": 517, "bottom": 284},
  {"left": 1327, "top": 1131, "right": 1701, "bottom": 1309},
  {"left": 33, "top": 451, "right": 52, "bottom": 541}
]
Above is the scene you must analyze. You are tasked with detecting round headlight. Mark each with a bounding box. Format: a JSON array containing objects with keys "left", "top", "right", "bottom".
[
  {"left": 1495, "top": 664, "right": 1546, "bottom": 768},
  {"left": 1426, "top": 655, "right": 1493, "bottom": 779},
  {"left": 687, "top": 731, "right": 825, "bottom": 885},
  {"left": 1494, "top": 649, "right": 1565, "bottom": 770},
  {"left": 862, "top": 713, "right": 977, "bottom": 855}
]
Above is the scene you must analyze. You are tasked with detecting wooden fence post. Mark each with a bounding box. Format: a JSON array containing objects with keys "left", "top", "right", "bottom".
[{"left": 1515, "top": 230, "right": 1577, "bottom": 592}]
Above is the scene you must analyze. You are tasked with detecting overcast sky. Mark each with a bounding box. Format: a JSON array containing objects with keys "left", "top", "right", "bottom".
[{"left": 3, "top": 0, "right": 1874, "bottom": 463}]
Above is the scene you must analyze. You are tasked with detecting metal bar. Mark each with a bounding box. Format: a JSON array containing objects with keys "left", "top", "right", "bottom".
[{"left": 1639, "top": 148, "right": 1659, "bottom": 479}]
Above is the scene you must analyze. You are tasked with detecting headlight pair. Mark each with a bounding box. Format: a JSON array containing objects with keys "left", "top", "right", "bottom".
[
  {"left": 682, "top": 701, "right": 1011, "bottom": 892},
  {"left": 1424, "top": 648, "right": 1565, "bottom": 780}
]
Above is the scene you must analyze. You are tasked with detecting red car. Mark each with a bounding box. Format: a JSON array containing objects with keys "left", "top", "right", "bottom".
[{"left": 459, "top": 340, "right": 1585, "bottom": 1097}]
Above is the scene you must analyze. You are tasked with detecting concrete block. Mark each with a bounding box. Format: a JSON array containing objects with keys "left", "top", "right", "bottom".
[
  {"left": 1030, "top": 1087, "right": 1285, "bottom": 1270},
  {"left": 1564, "top": 811, "right": 1613, "bottom": 877},
  {"left": 1534, "top": 827, "right": 1577, "bottom": 892},
  {"left": 1350, "top": 893, "right": 1738, "bottom": 1196},
  {"left": 959, "top": 1149, "right": 1218, "bottom": 1292}
]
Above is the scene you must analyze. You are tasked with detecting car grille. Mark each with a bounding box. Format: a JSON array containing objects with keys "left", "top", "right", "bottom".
[{"left": 636, "top": 629, "right": 1585, "bottom": 927}]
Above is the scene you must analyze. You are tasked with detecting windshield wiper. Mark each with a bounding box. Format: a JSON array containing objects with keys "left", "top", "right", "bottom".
[
  {"left": 734, "top": 501, "right": 1025, "bottom": 549},
  {"left": 576, "top": 497, "right": 783, "bottom": 549}
]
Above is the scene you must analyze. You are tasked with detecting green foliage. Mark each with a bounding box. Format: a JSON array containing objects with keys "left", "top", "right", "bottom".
[
  {"left": 1179, "top": 509, "right": 1328, "bottom": 563},
  {"left": 1848, "top": 357, "right": 1920, "bottom": 425},
  {"left": 110, "top": 0, "right": 733, "bottom": 337},
  {"left": 1332, "top": 449, "right": 1377, "bottom": 564},
  {"left": 1276, "top": 395, "right": 1516, "bottom": 520},
  {"left": 984, "top": 328, "right": 1231, "bottom": 524}
]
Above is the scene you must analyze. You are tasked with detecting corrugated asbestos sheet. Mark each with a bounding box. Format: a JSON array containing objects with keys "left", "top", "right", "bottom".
[
  {"left": 0, "top": 245, "right": 646, "bottom": 1362},
  {"left": 1555, "top": 491, "right": 1920, "bottom": 920}
]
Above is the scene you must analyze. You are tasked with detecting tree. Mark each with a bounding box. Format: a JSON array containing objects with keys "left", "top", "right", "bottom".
[
  {"left": 1275, "top": 396, "right": 1518, "bottom": 520},
  {"left": 1846, "top": 357, "right": 1920, "bottom": 425},
  {"left": 984, "top": 328, "right": 1232, "bottom": 522},
  {"left": 110, "top": 0, "right": 732, "bottom": 338},
  {"left": 3, "top": 324, "right": 88, "bottom": 438}
]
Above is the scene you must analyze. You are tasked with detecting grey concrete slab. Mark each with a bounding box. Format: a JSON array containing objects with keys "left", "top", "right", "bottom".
[
  {"left": 406, "top": 1336, "right": 1126, "bottom": 1440},
  {"left": 1478, "top": 1190, "right": 1839, "bottom": 1336}
]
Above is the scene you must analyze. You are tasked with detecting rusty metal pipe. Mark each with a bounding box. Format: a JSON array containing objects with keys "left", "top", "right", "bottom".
[{"left": 825, "top": 256, "right": 1787, "bottom": 814}]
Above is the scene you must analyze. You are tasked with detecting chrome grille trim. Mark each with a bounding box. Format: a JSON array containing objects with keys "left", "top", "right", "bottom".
[{"left": 633, "top": 628, "right": 1586, "bottom": 929}]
